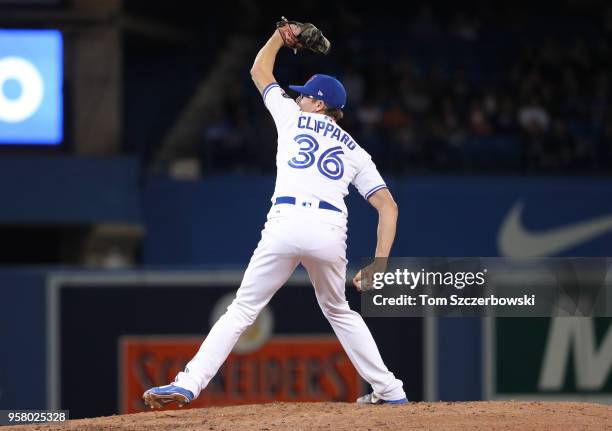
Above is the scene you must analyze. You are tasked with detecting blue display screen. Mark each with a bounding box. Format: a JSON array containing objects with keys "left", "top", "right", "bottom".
[{"left": 0, "top": 30, "right": 63, "bottom": 145}]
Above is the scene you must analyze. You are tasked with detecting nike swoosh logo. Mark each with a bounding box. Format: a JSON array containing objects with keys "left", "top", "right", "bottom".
[{"left": 498, "top": 200, "right": 612, "bottom": 257}]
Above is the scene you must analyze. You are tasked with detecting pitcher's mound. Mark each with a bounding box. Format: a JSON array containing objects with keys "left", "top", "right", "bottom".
[{"left": 5, "top": 401, "right": 611, "bottom": 431}]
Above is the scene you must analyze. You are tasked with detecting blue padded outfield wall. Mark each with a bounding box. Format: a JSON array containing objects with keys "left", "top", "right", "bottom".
[
  {"left": 144, "top": 175, "right": 612, "bottom": 264},
  {"left": 0, "top": 156, "right": 141, "bottom": 224}
]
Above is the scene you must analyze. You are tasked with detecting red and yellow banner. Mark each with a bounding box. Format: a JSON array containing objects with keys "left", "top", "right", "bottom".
[{"left": 120, "top": 336, "right": 361, "bottom": 413}]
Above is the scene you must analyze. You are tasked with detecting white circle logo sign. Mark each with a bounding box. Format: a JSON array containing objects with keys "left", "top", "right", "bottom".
[
  {"left": 211, "top": 293, "right": 274, "bottom": 354},
  {"left": 0, "top": 56, "right": 45, "bottom": 123}
]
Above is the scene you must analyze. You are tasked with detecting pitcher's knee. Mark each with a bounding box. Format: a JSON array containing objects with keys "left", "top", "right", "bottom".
[{"left": 320, "top": 301, "right": 353, "bottom": 320}]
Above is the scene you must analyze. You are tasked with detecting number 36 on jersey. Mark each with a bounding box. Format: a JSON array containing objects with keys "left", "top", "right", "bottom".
[{"left": 288, "top": 134, "right": 344, "bottom": 180}]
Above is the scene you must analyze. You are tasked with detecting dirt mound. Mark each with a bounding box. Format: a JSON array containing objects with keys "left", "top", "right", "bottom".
[{"left": 5, "top": 401, "right": 611, "bottom": 431}]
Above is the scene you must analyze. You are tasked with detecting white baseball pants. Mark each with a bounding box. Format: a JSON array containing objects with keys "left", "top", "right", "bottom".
[{"left": 174, "top": 205, "right": 406, "bottom": 401}]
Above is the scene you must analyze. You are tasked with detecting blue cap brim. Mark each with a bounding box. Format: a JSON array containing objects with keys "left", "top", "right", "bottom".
[{"left": 288, "top": 85, "right": 318, "bottom": 98}]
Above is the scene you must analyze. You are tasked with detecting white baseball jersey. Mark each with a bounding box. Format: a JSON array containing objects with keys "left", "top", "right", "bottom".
[{"left": 262, "top": 83, "right": 387, "bottom": 217}]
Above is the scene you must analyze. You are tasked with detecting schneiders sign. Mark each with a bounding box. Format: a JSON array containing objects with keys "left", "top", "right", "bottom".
[
  {"left": 120, "top": 336, "right": 361, "bottom": 413},
  {"left": 360, "top": 257, "right": 612, "bottom": 317}
]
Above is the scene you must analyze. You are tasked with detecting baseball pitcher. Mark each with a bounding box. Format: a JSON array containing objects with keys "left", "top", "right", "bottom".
[{"left": 144, "top": 17, "right": 408, "bottom": 408}]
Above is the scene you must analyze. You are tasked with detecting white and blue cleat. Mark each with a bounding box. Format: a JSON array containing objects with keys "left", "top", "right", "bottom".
[
  {"left": 356, "top": 392, "right": 408, "bottom": 405},
  {"left": 143, "top": 384, "right": 194, "bottom": 409}
]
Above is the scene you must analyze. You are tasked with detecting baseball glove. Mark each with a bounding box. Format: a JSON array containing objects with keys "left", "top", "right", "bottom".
[{"left": 276, "top": 16, "right": 331, "bottom": 55}]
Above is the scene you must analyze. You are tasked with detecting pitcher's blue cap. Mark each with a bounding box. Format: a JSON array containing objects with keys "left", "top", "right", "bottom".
[{"left": 289, "top": 74, "right": 347, "bottom": 109}]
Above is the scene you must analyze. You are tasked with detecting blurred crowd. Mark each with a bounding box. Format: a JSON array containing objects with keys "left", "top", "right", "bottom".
[{"left": 196, "top": 6, "right": 612, "bottom": 175}]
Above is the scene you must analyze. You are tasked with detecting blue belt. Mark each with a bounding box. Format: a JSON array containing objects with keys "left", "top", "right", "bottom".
[{"left": 275, "top": 196, "right": 342, "bottom": 213}]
